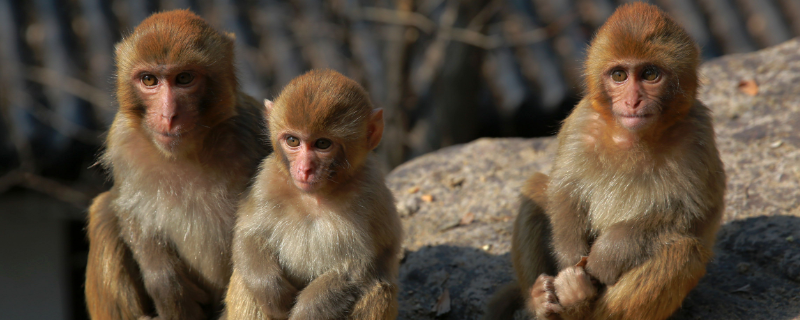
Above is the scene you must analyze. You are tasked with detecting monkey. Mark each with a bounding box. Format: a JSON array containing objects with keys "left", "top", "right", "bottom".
[
  {"left": 84, "top": 10, "right": 270, "bottom": 320},
  {"left": 223, "top": 69, "right": 402, "bottom": 320},
  {"left": 485, "top": 3, "right": 726, "bottom": 320}
]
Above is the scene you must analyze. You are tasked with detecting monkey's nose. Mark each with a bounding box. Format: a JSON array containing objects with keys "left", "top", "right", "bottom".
[
  {"left": 161, "top": 113, "right": 179, "bottom": 130},
  {"left": 297, "top": 166, "right": 314, "bottom": 182}
]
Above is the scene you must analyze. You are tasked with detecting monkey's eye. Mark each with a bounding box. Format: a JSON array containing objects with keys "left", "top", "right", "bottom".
[
  {"left": 286, "top": 136, "right": 300, "bottom": 147},
  {"left": 176, "top": 72, "right": 194, "bottom": 85},
  {"left": 315, "top": 139, "right": 332, "bottom": 150},
  {"left": 611, "top": 70, "right": 627, "bottom": 82},
  {"left": 141, "top": 75, "right": 158, "bottom": 86},
  {"left": 642, "top": 67, "right": 660, "bottom": 81}
]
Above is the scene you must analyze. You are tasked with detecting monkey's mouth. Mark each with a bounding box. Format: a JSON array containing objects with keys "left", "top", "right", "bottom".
[
  {"left": 294, "top": 179, "right": 322, "bottom": 193},
  {"left": 617, "top": 113, "right": 654, "bottom": 129},
  {"left": 150, "top": 124, "right": 198, "bottom": 145},
  {"left": 153, "top": 131, "right": 183, "bottom": 146}
]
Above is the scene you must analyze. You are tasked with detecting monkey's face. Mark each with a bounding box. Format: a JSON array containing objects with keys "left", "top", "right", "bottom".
[
  {"left": 278, "top": 131, "right": 342, "bottom": 193},
  {"left": 603, "top": 62, "right": 667, "bottom": 132},
  {"left": 133, "top": 65, "right": 206, "bottom": 152}
]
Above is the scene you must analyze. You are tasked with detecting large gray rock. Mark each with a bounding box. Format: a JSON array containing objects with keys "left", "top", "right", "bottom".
[{"left": 388, "top": 39, "right": 800, "bottom": 319}]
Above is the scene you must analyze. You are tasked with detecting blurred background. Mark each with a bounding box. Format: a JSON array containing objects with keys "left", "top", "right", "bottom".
[{"left": 0, "top": 0, "right": 797, "bottom": 318}]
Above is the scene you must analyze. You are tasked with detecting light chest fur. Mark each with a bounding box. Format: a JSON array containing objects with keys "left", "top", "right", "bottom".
[
  {"left": 553, "top": 108, "right": 713, "bottom": 234},
  {"left": 262, "top": 197, "right": 372, "bottom": 286},
  {"left": 575, "top": 157, "right": 704, "bottom": 232},
  {"left": 107, "top": 131, "right": 240, "bottom": 289}
]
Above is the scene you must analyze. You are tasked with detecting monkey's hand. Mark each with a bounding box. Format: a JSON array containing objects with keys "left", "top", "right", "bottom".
[
  {"left": 527, "top": 274, "right": 563, "bottom": 320},
  {"left": 552, "top": 265, "right": 597, "bottom": 319}
]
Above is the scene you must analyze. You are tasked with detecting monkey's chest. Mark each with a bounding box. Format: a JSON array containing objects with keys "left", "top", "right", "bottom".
[
  {"left": 582, "top": 173, "right": 698, "bottom": 232},
  {"left": 116, "top": 171, "right": 239, "bottom": 287},
  {"left": 271, "top": 214, "right": 371, "bottom": 285}
]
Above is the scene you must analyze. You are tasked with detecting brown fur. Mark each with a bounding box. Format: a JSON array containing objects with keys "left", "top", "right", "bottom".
[
  {"left": 224, "top": 70, "right": 402, "bottom": 320},
  {"left": 85, "top": 10, "right": 270, "bottom": 320},
  {"left": 486, "top": 3, "right": 725, "bottom": 320},
  {"left": 85, "top": 191, "right": 152, "bottom": 320}
]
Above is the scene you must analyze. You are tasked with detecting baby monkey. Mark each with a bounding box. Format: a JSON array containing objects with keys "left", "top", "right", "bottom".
[{"left": 224, "top": 69, "right": 402, "bottom": 320}]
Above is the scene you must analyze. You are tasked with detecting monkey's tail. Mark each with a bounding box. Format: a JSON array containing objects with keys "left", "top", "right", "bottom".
[{"left": 482, "top": 282, "right": 524, "bottom": 320}]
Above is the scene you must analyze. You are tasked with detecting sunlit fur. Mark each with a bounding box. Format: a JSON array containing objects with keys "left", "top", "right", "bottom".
[
  {"left": 486, "top": 3, "right": 726, "bottom": 320},
  {"left": 224, "top": 70, "right": 401, "bottom": 320},
  {"left": 85, "top": 10, "right": 269, "bottom": 320}
]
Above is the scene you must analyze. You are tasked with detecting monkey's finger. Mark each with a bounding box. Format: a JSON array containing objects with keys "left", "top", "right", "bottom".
[
  {"left": 543, "top": 277, "right": 556, "bottom": 292},
  {"left": 545, "top": 291, "right": 559, "bottom": 304},
  {"left": 542, "top": 301, "right": 564, "bottom": 319}
]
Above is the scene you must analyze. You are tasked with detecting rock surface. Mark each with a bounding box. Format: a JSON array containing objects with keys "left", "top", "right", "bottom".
[{"left": 388, "top": 39, "right": 800, "bottom": 319}]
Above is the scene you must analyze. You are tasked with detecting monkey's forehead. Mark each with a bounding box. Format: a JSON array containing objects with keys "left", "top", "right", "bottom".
[
  {"left": 594, "top": 3, "right": 696, "bottom": 56},
  {"left": 116, "top": 11, "right": 234, "bottom": 69},
  {"left": 270, "top": 107, "right": 368, "bottom": 140},
  {"left": 585, "top": 6, "right": 698, "bottom": 74}
]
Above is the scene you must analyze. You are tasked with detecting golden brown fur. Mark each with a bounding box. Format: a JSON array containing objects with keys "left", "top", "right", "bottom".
[
  {"left": 485, "top": 3, "right": 725, "bottom": 320},
  {"left": 224, "top": 70, "right": 401, "bottom": 320},
  {"left": 85, "top": 10, "right": 269, "bottom": 319}
]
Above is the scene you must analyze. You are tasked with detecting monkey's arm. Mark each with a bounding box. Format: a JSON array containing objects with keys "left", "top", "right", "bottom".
[
  {"left": 547, "top": 201, "right": 591, "bottom": 270},
  {"left": 591, "top": 232, "right": 711, "bottom": 320},
  {"left": 85, "top": 192, "right": 151, "bottom": 320},
  {"left": 514, "top": 196, "right": 563, "bottom": 320},
  {"left": 126, "top": 228, "right": 210, "bottom": 320},
  {"left": 289, "top": 268, "right": 362, "bottom": 320},
  {"left": 232, "top": 230, "right": 298, "bottom": 319},
  {"left": 514, "top": 172, "right": 559, "bottom": 288},
  {"left": 584, "top": 221, "right": 654, "bottom": 285},
  {"left": 556, "top": 223, "right": 696, "bottom": 319},
  {"left": 235, "top": 227, "right": 298, "bottom": 319},
  {"left": 348, "top": 278, "right": 399, "bottom": 320}
]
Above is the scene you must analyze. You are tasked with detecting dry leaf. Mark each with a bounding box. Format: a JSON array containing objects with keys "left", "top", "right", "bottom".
[
  {"left": 407, "top": 186, "right": 420, "bottom": 194},
  {"left": 770, "top": 140, "right": 783, "bottom": 148},
  {"left": 448, "top": 177, "right": 465, "bottom": 188},
  {"left": 738, "top": 80, "right": 758, "bottom": 96},
  {"left": 438, "top": 218, "right": 461, "bottom": 232},
  {"left": 459, "top": 212, "right": 475, "bottom": 225},
  {"left": 732, "top": 284, "right": 751, "bottom": 293},
  {"left": 421, "top": 194, "right": 434, "bottom": 202},
  {"left": 432, "top": 288, "right": 451, "bottom": 316}
]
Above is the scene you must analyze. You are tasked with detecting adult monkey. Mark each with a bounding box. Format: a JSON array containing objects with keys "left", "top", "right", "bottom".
[
  {"left": 485, "top": 3, "right": 725, "bottom": 320},
  {"left": 84, "top": 10, "right": 270, "bottom": 319}
]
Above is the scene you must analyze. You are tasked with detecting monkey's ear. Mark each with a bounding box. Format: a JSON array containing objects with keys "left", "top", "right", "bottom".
[
  {"left": 264, "top": 99, "right": 274, "bottom": 114},
  {"left": 367, "top": 109, "right": 384, "bottom": 150}
]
